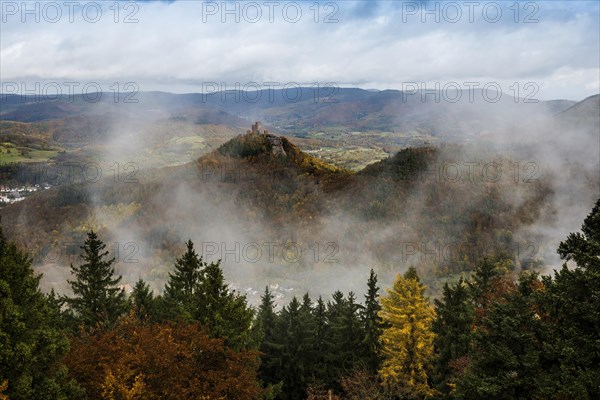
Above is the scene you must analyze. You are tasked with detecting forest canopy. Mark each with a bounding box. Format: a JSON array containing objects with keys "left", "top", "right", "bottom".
[{"left": 0, "top": 198, "right": 598, "bottom": 399}]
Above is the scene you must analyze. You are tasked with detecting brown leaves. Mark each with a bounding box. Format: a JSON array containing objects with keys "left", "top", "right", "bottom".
[
  {"left": 64, "top": 315, "right": 262, "bottom": 400},
  {"left": 340, "top": 369, "right": 382, "bottom": 400}
]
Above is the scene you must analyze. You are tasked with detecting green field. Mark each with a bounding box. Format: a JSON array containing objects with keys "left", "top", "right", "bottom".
[
  {"left": 0, "top": 142, "right": 61, "bottom": 163},
  {"left": 305, "top": 145, "right": 390, "bottom": 171}
]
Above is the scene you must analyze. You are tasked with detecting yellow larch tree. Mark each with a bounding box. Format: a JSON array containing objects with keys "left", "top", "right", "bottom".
[{"left": 379, "top": 266, "right": 437, "bottom": 399}]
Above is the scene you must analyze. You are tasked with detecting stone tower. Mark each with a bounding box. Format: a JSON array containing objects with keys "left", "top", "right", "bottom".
[{"left": 247, "top": 121, "right": 269, "bottom": 135}]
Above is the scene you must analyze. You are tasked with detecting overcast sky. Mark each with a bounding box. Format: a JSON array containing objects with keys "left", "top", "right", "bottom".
[{"left": 1, "top": 0, "right": 598, "bottom": 100}]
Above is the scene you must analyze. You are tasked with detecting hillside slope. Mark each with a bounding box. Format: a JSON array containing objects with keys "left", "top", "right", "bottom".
[{"left": 0, "top": 122, "right": 558, "bottom": 299}]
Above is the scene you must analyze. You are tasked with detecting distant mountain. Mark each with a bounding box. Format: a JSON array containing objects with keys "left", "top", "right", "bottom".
[
  {"left": 544, "top": 99, "right": 580, "bottom": 114},
  {"left": 0, "top": 89, "right": 581, "bottom": 137},
  {"left": 557, "top": 94, "right": 600, "bottom": 129}
]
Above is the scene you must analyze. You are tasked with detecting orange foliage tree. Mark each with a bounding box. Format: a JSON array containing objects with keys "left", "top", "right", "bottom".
[{"left": 64, "top": 315, "right": 262, "bottom": 400}]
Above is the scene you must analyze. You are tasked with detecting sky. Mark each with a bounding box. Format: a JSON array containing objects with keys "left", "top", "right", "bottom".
[{"left": 1, "top": 0, "right": 599, "bottom": 101}]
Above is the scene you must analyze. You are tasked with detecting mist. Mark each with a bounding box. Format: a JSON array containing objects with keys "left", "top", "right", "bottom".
[{"left": 7, "top": 89, "right": 595, "bottom": 305}]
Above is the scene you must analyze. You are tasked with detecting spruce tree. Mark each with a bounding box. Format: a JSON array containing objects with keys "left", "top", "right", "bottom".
[
  {"left": 467, "top": 257, "right": 512, "bottom": 305},
  {"left": 339, "top": 292, "right": 363, "bottom": 372},
  {"left": 278, "top": 297, "right": 313, "bottom": 400},
  {"left": 312, "top": 296, "right": 330, "bottom": 384},
  {"left": 163, "top": 241, "right": 254, "bottom": 348},
  {"left": 257, "top": 286, "right": 282, "bottom": 388},
  {"left": 194, "top": 259, "right": 254, "bottom": 349},
  {"left": 163, "top": 239, "right": 203, "bottom": 317},
  {"left": 361, "top": 268, "right": 384, "bottom": 374},
  {"left": 66, "top": 230, "right": 126, "bottom": 330},
  {"left": 538, "top": 198, "right": 600, "bottom": 398},
  {"left": 467, "top": 258, "right": 499, "bottom": 300},
  {"left": 0, "top": 226, "right": 83, "bottom": 399},
  {"left": 432, "top": 277, "right": 474, "bottom": 396},
  {"left": 326, "top": 291, "right": 347, "bottom": 387},
  {"left": 131, "top": 278, "right": 155, "bottom": 321},
  {"left": 258, "top": 286, "right": 277, "bottom": 338},
  {"left": 557, "top": 197, "right": 600, "bottom": 269},
  {"left": 456, "top": 273, "right": 544, "bottom": 399},
  {"left": 467, "top": 257, "right": 513, "bottom": 328},
  {"left": 299, "top": 293, "right": 317, "bottom": 383}
]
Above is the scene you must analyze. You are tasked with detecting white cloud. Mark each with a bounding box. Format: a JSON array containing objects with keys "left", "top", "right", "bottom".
[{"left": 0, "top": 0, "right": 598, "bottom": 100}]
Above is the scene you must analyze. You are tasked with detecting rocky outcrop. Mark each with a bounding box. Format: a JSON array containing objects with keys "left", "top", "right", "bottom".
[
  {"left": 246, "top": 122, "right": 286, "bottom": 157},
  {"left": 265, "top": 134, "right": 286, "bottom": 157}
]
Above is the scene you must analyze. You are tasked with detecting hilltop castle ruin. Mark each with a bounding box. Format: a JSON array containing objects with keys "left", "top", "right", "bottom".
[
  {"left": 247, "top": 122, "right": 286, "bottom": 157},
  {"left": 247, "top": 121, "right": 268, "bottom": 135}
]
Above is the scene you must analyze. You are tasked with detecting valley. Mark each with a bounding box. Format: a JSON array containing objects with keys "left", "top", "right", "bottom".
[
  {"left": 1, "top": 91, "right": 598, "bottom": 304},
  {"left": 1, "top": 1, "right": 599, "bottom": 397}
]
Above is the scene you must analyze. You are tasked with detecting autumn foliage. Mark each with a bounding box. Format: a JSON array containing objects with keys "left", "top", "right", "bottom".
[
  {"left": 379, "top": 267, "right": 437, "bottom": 398},
  {"left": 64, "top": 315, "right": 262, "bottom": 400},
  {"left": 2, "top": 198, "right": 599, "bottom": 399}
]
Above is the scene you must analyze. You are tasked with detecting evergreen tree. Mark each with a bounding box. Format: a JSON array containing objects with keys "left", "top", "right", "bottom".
[
  {"left": 557, "top": 198, "right": 600, "bottom": 269},
  {"left": 0, "top": 226, "right": 83, "bottom": 399},
  {"left": 538, "top": 198, "right": 600, "bottom": 398},
  {"left": 194, "top": 259, "right": 254, "bottom": 349},
  {"left": 131, "top": 278, "right": 155, "bottom": 321},
  {"left": 257, "top": 287, "right": 277, "bottom": 340},
  {"left": 432, "top": 277, "right": 474, "bottom": 396},
  {"left": 278, "top": 297, "right": 313, "bottom": 400},
  {"left": 339, "top": 292, "right": 363, "bottom": 372},
  {"left": 455, "top": 273, "right": 544, "bottom": 399},
  {"left": 163, "top": 242, "right": 254, "bottom": 348},
  {"left": 46, "top": 288, "right": 71, "bottom": 331},
  {"left": 301, "top": 292, "right": 314, "bottom": 314},
  {"left": 163, "top": 239, "right": 203, "bottom": 318},
  {"left": 361, "top": 268, "right": 384, "bottom": 374},
  {"left": 310, "top": 290, "right": 365, "bottom": 392},
  {"left": 257, "top": 286, "right": 282, "bottom": 390},
  {"left": 467, "top": 257, "right": 512, "bottom": 326},
  {"left": 326, "top": 291, "right": 348, "bottom": 388},
  {"left": 66, "top": 230, "right": 126, "bottom": 330},
  {"left": 300, "top": 293, "right": 317, "bottom": 375},
  {"left": 467, "top": 258, "right": 500, "bottom": 306},
  {"left": 312, "top": 296, "right": 330, "bottom": 384},
  {"left": 453, "top": 200, "right": 600, "bottom": 399},
  {"left": 379, "top": 267, "right": 436, "bottom": 398}
]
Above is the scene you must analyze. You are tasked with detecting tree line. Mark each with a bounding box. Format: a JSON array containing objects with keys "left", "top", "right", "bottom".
[{"left": 1, "top": 198, "right": 599, "bottom": 399}]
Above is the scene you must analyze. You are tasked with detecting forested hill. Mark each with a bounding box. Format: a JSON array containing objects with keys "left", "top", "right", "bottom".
[{"left": 1, "top": 122, "right": 556, "bottom": 299}]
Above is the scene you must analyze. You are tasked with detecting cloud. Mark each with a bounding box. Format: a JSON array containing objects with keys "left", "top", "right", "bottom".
[{"left": 0, "top": 0, "right": 598, "bottom": 100}]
